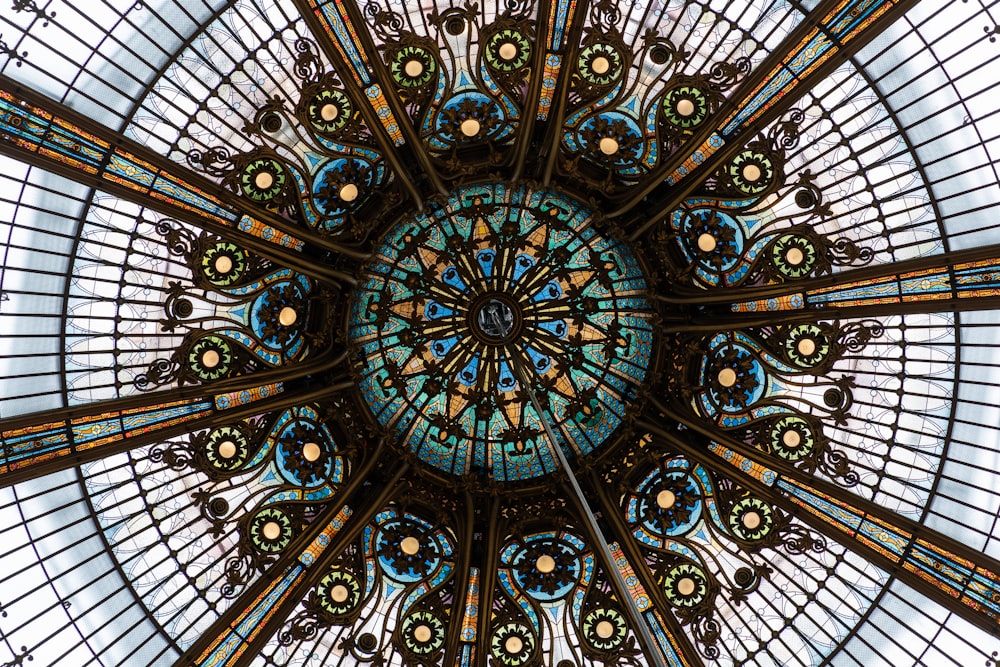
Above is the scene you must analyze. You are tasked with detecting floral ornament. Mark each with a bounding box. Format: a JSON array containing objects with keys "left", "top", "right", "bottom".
[
  {"left": 770, "top": 233, "right": 819, "bottom": 279},
  {"left": 728, "top": 497, "right": 775, "bottom": 542},
  {"left": 661, "top": 561, "right": 710, "bottom": 608},
  {"left": 708, "top": 344, "right": 763, "bottom": 410},
  {"left": 638, "top": 470, "right": 702, "bottom": 537},
  {"left": 375, "top": 522, "right": 439, "bottom": 581},
  {"left": 304, "top": 87, "right": 352, "bottom": 134},
  {"left": 257, "top": 282, "right": 305, "bottom": 348},
  {"left": 578, "top": 42, "right": 624, "bottom": 86},
  {"left": 187, "top": 335, "right": 235, "bottom": 382},
  {"left": 312, "top": 158, "right": 373, "bottom": 213},
  {"left": 202, "top": 424, "right": 251, "bottom": 473},
  {"left": 315, "top": 568, "right": 363, "bottom": 617},
  {"left": 485, "top": 28, "right": 531, "bottom": 72},
  {"left": 662, "top": 84, "right": 709, "bottom": 130},
  {"left": 784, "top": 323, "right": 831, "bottom": 368},
  {"left": 239, "top": 157, "right": 287, "bottom": 203},
  {"left": 582, "top": 607, "right": 628, "bottom": 651},
  {"left": 200, "top": 241, "right": 247, "bottom": 287},
  {"left": 681, "top": 208, "right": 741, "bottom": 271},
  {"left": 399, "top": 611, "right": 446, "bottom": 655},
  {"left": 727, "top": 149, "right": 775, "bottom": 195},
  {"left": 248, "top": 507, "right": 295, "bottom": 553},
  {"left": 390, "top": 44, "right": 437, "bottom": 88},
  {"left": 768, "top": 416, "right": 816, "bottom": 462},
  {"left": 491, "top": 623, "right": 535, "bottom": 666},
  {"left": 275, "top": 421, "right": 334, "bottom": 487}
]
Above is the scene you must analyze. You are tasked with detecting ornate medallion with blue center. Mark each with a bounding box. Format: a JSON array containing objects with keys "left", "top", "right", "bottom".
[{"left": 348, "top": 182, "right": 654, "bottom": 482}]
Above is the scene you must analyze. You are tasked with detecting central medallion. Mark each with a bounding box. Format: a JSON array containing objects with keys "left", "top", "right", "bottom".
[
  {"left": 471, "top": 293, "right": 521, "bottom": 343},
  {"left": 348, "top": 182, "right": 654, "bottom": 484}
]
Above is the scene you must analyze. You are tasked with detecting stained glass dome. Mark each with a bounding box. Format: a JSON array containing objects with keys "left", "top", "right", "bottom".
[{"left": 3, "top": 1, "right": 1000, "bottom": 666}]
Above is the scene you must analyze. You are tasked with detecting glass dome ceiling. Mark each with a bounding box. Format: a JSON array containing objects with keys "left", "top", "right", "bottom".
[{"left": 2, "top": 0, "right": 1000, "bottom": 665}]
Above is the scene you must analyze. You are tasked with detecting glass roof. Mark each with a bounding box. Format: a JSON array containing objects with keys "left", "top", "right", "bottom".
[{"left": 2, "top": 1, "right": 1000, "bottom": 666}]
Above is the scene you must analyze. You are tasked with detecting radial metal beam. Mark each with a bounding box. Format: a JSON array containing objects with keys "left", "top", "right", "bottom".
[
  {"left": 0, "top": 379, "right": 353, "bottom": 488},
  {"left": 639, "top": 402, "right": 1000, "bottom": 638},
  {"left": 588, "top": 472, "right": 707, "bottom": 667},
  {"left": 0, "top": 76, "right": 366, "bottom": 283},
  {"left": 442, "top": 490, "right": 476, "bottom": 667},
  {"left": 618, "top": 0, "right": 920, "bottom": 232},
  {"left": 504, "top": 343, "right": 669, "bottom": 667},
  {"left": 294, "top": 0, "right": 447, "bottom": 197},
  {"left": 658, "top": 241, "right": 1000, "bottom": 322},
  {"left": 473, "top": 497, "right": 500, "bottom": 667}
]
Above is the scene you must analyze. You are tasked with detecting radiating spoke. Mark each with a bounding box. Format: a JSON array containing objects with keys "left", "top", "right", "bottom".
[
  {"left": 619, "top": 0, "right": 921, "bottom": 230},
  {"left": 0, "top": 378, "right": 353, "bottom": 488},
  {"left": 0, "top": 77, "right": 365, "bottom": 284},
  {"left": 588, "top": 474, "right": 706, "bottom": 667},
  {"left": 293, "top": 0, "right": 447, "bottom": 197},
  {"left": 531, "top": 0, "right": 590, "bottom": 185},
  {"left": 174, "top": 447, "right": 405, "bottom": 667},
  {"left": 442, "top": 491, "right": 475, "bottom": 666},
  {"left": 639, "top": 402, "right": 1000, "bottom": 638},
  {"left": 658, "top": 241, "right": 1000, "bottom": 324},
  {"left": 474, "top": 498, "right": 500, "bottom": 667}
]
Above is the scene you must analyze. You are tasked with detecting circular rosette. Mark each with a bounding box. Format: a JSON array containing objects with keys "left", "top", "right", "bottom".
[
  {"left": 251, "top": 280, "right": 308, "bottom": 352},
  {"left": 582, "top": 608, "right": 628, "bottom": 651},
  {"left": 200, "top": 241, "right": 247, "bottom": 287},
  {"left": 390, "top": 45, "right": 438, "bottom": 88},
  {"left": 634, "top": 469, "right": 703, "bottom": 537},
  {"left": 274, "top": 420, "right": 337, "bottom": 488},
  {"left": 248, "top": 507, "right": 295, "bottom": 553},
  {"left": 187, "top": 335, "right": 235, "bottom": 382},
  {"left": 203, "top": 425, "right": 251, "bottom": 472},
  {"left": 727, "top": 149, "right": 775, "bottom": 196},
  {"left": 305, "top": 88, "right": 351, "bottom": 134},
  {"left": 508, "top": 537, "right": 583, "bottom": 601},
  {"left": 662, "top": 561, "right": 710, "bottom": 608},
  {"left": 374, "top": 520, "right": 446, "bottom": 583},
  {"left": 662, "top": 84, "right": 709, "bottom": 130},
  {"left": 771, "top": 233, "right": 819, "bottom": 279},
  {"left": 491, "top": 623, "right": 536, "bottom": 666},
  {"left": 579, "top": 112, "right": 644, "bottom": 167},
  {"left": 784, "top": 324, "right": 830, "bottom": 368},
  {"left": 578, "top": 42, "right": 625, "bottom": 86},
  {"left": 316, "top": 569, "right": 362, "bottom": 617},
  {"left": 311, "top": 157, "right": 374, "bottom": 215},
  {"left": 484, "top": 28, "right": 531, "bottom": 72},
  {"left": 240, "top": 157, "right": 288, "bottom": 203},
  {"left": 769, "top": 416, "right": 815, "bottom": 462},
  {"left": 434, "top": 91, "right": 506, "bottom": 143},
  {"left": 399, "top": 611, "right": 446, "bottom": 655},
  {"left": 728, "top": 497, "right": 775, "bottom": 542},
  {"left": 680, "top": 208, "right": 744, "bottom": 276},
  {"left": 705, "top": 343, "right": 766, "bottom": 412}
]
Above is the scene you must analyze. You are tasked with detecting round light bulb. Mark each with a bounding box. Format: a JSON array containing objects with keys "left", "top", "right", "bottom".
[
  {"left": 339, "top": 183, "right": 359, "bottom": 202},
  {"left": 330, "top": 584, "right": 349, "bottom": 603},
  {"left": 201, "top": 349, "right": 220, "bottom": 369},
  {"left": 218, "top": 440, "right": 237, "bottom": 460},
  {"left": 742, "top": 163, "right": 762, "bottom": 182},
  {"left": 677, "top": 577, "right": 696, "bottom": 596},
  {"left": 498, "top": 42, "right": 517, "bottom": 61},
  {"left": 595, "top": 620, "right": 615, "bottom": 639},
  {"left": 320, "top": 103, "right": 339, "bottom": 122},
  {"left": 278, "top": 306, "right": 297, "bottom": 327},
  {"left": 536, "top": 554, "right": 556, "bottom": 573},
  {"left": 414, "top": 624, "right": 432, "bottom": 642},
  {"left": 797, "top": 337, "right": 816, "bottom": 356},
  {"left": 782, "top": 430, "right": 802, "bottom": 448},
  {"left": 676, "top": 98, "right": 696, "bottom": 117},
  {"left": 717, "top": 368, "right": 737, "bottom": 388},
  {"left": 591, "top": 56, "right": 611, "bottom": 75},
  {"left": 404, "top": 59, "right": 424, "bottom": 77},
  {"left": 599, "top": 137, "right": 619, "bottom": 155},
  {"left": 262, "top": 521, "right": 281, "bottom": 540},
  {"left": 656, "top": 489, "right": 676, "bottom": 509},
  {"left": 401, "top": 536, "right": 420, "bottom": 556},
  {"left": 786, "top": 247, "right": 805, "bottom": 266},
  {"left": 697, "top": 233, "right": 717, "bottom": 252},
  {"left": 214, "top": 255, "right": 233, "bottom": 274},
  {"left": 461, "top": 118, "right": 481, "bottom": 137},
  {"left": 254, "top": 171, "right": 274, "bottom": 189},
  {"left": 302, "top": 442, "right": 321, "bottom": 462},
  {"left": 742, "top": 511, "right": 762, "bottom": 530},
  {"left": 505, "top": 636, "right": 523, "bottom": 653}
]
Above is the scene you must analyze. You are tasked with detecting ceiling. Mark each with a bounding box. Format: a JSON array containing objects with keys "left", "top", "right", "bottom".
[{"left": 2, "top": 0, "right": 1000, "bottom": 666}]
